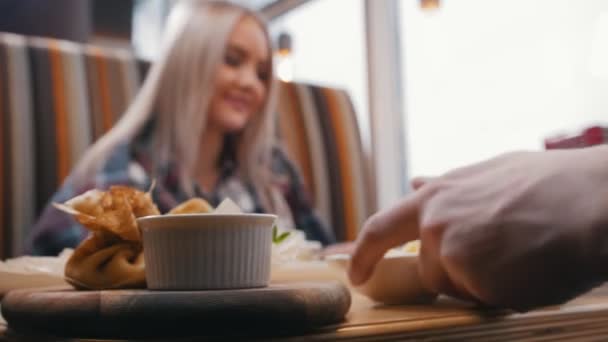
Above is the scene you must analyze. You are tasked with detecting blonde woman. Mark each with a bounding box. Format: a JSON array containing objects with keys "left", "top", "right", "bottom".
[{"left": 27, "top": 0, "right": 335, "bottom": 256}]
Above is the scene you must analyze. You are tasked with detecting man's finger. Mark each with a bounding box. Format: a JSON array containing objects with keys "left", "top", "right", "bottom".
[
  {"left": 411, "top": 177, "right": 434, "bottom": 190},
  {"left": 418, "top": 223, "right": 474, "bottom": 301},
  {"left": 348, "top": 193, "right": 422, "bottom": 286},
  {"left": 418, "top": 222, "right": 448, "bottom": 292}
]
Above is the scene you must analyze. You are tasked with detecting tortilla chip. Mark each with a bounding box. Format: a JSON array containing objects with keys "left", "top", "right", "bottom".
[
  {"left": 55, "top": 186, "right": 160, "bottom": 242},
  {"left": 168, "top": 198, "right": 213, "bottom": 215}
]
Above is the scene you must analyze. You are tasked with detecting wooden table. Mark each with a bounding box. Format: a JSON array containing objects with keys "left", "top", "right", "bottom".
[{"left": 3, "top": 286, "right": 608, "bottom": 341}]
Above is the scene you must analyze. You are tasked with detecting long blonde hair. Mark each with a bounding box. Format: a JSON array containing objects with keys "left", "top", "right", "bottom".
[{"left": 74, "top": 0, "right": 278, "bottom": 210}]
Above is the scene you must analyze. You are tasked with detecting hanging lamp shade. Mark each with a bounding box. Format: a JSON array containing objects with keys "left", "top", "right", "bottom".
[{"left": 420, "top": 0, "right": 440, "bottom": 11}]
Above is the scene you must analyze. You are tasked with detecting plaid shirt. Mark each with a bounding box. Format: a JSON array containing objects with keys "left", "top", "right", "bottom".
[{"left": 26, "top": 134, "right": 334, "bottom": 256}]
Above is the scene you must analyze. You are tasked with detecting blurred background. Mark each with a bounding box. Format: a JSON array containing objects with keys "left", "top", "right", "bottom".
[
  {"left": 2, "top": 0, "right": 608, "bottom": 256},
  {"left": 4, "top": 0, "right": 608, "bottom": 205}
]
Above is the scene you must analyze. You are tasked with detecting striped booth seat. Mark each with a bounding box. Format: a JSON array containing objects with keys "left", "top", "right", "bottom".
[
  {"left": 0, "top": 33, "right": 371, "bottom": 258},
  {"left": 0, "top": 33, "right": 140, "bottom": 258},
  {"left": 277, "top": 82, "right": 372, "bottom": 242}
]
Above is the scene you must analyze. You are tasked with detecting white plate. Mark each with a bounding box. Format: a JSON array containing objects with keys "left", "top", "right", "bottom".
[
  {"left": 0, "top": 252, "right": 71, "bottom": 295},
  {"left": 326, "top": 253, "right": 437, "bottom": 305},
  {"left": 0, "top": 271, "right": 68, "bottom": 295}
]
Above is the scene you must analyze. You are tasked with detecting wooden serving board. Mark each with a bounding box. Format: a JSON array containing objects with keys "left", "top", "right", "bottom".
[{"left": 1, "top": 281, "right": 351, "bottom": 339}]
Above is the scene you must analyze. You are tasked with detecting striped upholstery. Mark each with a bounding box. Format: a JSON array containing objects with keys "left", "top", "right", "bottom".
[
  {"left": 0, "top": 33, "right": 139, "bottom": 258},
  {"left": 84, "top": 46, "right": 139, "bottom": 141},
  {"left": 0, "top": 33, "right": 35, "bottom": 259},
  {"left": 277, "top": 82, "right": 372, "bottom": 242}
]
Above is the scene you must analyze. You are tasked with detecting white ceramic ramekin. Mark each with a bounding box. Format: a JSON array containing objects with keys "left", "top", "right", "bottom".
[{"left": 137, "top": 214, "right": 276, "bottom": 290}]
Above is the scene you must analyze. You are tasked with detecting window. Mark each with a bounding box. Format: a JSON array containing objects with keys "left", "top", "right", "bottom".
[
  {"left": 269, "top": 0, "right": 370, "bottom": 151},
  {"left": 132, "top": 0, "right": 168, "bottom": 60},
  {"left": 401, "top": 0, "right": 608, "bottom": 176}
]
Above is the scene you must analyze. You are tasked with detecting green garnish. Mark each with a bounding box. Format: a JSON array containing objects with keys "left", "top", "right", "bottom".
[{"left": 272, "top": 225, "right": 290, "bottom": 244}]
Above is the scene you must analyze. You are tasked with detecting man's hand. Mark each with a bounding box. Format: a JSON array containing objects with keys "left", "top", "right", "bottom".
[{"left": 349, "top": 147, "right": 608, "bottom": 311}]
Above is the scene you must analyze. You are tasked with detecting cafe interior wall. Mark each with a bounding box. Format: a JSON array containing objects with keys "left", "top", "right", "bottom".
[{"left": 0, "top": 0, "right": 91, "bottom": 42}]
